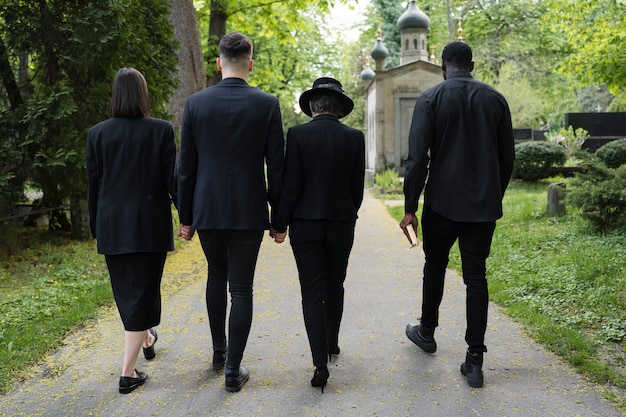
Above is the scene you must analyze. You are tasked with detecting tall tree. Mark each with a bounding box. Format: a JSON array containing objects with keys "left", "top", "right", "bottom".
[
  {"left": 543, "top": 0, "right": 626, "bottom": 110},
  {"left": 0, "top": 0, "right": 178, "bottom": 237},
  {"left": 169, "top": 0, "right": 206, "bottom": 129}
]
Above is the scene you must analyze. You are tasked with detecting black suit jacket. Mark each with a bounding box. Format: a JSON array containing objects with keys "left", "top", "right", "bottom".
[
  {"left": 274, "top": 114, "right": 365, "bottom": 232},
  {"left": 178, "top": 77, "right": 284, "bottom": 230},
  {"left": 86, "top": 117, "right": 177, "bottom": 255}
]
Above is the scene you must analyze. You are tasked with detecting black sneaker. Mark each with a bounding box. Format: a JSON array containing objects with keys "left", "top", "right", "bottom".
[
  {"left": 405, "top": 323, "right": 437, "bottom": 353},
  {"left": 460, "top": 350, "right": 484, "bottom": 388},
  {"left": 225, "top": 366, "right": 250, "bottom": 393}
]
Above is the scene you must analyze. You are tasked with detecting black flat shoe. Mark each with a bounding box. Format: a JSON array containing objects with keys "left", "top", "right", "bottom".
[
  {"left": 311, "top": 366, "right": 329, "bottom": 393},
  {"left": 225, "top": 366, "right": 250, "bottom": 393},
  {"left": 119, "top": 369, "right": 148, "bottom": 394},
  {"left": 143, "top": 328, "right": 158, "bottom": 360}
]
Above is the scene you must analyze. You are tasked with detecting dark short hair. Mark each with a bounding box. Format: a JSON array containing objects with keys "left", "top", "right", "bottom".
[
  {"left": 442, "top": 41, "right": 473, "bottom": 69},
  {"left": 309, "top": 93, "right": 343, "bottom": 116},
  {"left": 219, "top": 32, "right": 253, "bottom": 68},
  {"left": 109, "top": 68, "right": 150, "bottom": 118}
]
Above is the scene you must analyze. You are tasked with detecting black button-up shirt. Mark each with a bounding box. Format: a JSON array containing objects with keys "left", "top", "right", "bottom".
[{"left": 403, "top": 71, "right": 515, "bottom": 222}]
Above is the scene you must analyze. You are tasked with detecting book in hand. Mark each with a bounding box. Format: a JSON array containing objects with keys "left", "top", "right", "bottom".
[{"left": 402, "top": 225, "right": 419, "bottom": 248}]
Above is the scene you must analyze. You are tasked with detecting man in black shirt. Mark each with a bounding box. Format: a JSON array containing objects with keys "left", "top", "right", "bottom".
[{"left": 400, "top": 41, "right": 515, "bottom": 388}]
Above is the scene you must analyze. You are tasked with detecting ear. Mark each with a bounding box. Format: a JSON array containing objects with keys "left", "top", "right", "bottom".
[
  {"left": 469, "top": 61, "right": 475, "bottom": 72},
  {"left": 248, "top": 59, "right": 254, "bottom": 73},
  {"left": 216, "top": 57, "right": 222, "bottom": 72}
]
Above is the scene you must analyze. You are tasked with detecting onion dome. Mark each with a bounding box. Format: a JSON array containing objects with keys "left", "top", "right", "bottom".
[
  {"left": 397, "top": 1, "right": 430, "bottom": 31},
  {"left": 360, "top": 63, "right": 375, "bottom": 80}
]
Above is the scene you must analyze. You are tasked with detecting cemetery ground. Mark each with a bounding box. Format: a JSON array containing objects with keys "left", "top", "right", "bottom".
[{"left": 0, "top": 182, "right": 625, "bottom": 415}]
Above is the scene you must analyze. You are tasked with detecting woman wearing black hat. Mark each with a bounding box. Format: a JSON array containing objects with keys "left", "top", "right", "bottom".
[{"left": 273, "top": 77, "right": 365, "bottom": 393}]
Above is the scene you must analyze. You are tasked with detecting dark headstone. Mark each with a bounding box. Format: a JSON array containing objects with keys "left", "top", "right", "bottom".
[
  {"left": 565, "top": 112, "right": 626, "bottom": 137},
  {"left": 547, "top": 182, "right": 566, "bottom": 216}
]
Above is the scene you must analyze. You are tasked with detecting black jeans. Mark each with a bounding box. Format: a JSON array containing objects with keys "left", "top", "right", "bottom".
[
  {"left": 197, "top": 229, "right": 263, "bottom": 374},
  {"left": 420, "top": 205, "right": 496, "bottom": 353},
  {"left": 289, "top": 219, "right": 355, "bottom": 367}
]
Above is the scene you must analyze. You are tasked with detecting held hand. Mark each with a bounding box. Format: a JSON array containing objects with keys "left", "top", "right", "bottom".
[
  {"left": 270, "top": 226, "right": 287, "bottom": 244},
  {"left": 399, "top": 213, "right": 419, "bottom": 246},
  {"left": 178, "top": 224, "right": 195, "bottom": 241}
]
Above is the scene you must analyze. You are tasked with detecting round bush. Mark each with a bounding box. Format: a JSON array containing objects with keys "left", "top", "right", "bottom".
[
  {"left": 512, "top": 141, "right": 567, "bottom": 182},
  {"left": 595, "top": 138, "right": 626, "bottom": 168}
]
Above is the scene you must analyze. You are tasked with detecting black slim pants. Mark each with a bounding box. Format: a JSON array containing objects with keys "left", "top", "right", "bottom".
[
  {"left": 420, "top": 205, "right": 496, "bottom": 353},
  {"left": 197, "top": 229, "right": 263, "bottom": 374},
  {"left": 289, "top": 219, "right": 355, "bottom": 368}
]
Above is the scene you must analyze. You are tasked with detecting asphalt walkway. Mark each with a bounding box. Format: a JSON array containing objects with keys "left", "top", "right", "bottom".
[{"left": 0, "top": 189, "right": 623, "bottom": 416}]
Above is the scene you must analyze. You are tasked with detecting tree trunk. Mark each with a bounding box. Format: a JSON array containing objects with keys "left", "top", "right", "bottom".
[
  {"left": 206, "top": 0, "right": 227, "bottom": 87},
  {"left": 70, "top": 196, "right": 91, "bottom": 240},
  {"left": 168, "top": 0, "right": 206, "bottom": 130}
]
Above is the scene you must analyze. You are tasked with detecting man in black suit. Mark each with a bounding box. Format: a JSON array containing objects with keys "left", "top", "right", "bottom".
[
  {"left": 177, "top": 32, "right": 285, "bottom": 393},
  {"left": 274, "top": 77, "right": 365, "bottom": 392},
  {"left": 400, "top": 42, "right": 515, "bottom": 388}
]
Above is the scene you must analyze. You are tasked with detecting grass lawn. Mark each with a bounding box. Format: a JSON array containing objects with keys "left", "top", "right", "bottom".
[{"left": 383, "top": 179, "right": 626, "bottom": 409}]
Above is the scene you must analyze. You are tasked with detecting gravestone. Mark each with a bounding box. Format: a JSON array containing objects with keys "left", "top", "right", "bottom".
[
  {"left": 547, "top": 182, "right": 566, "bottom": 216},
  {"left": 565, "top": 112, "right": 626, "bottom": 152}
]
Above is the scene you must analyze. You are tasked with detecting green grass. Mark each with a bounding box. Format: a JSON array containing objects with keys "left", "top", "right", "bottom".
[
  {"left": 0, "top": 210, "right": 183, "bottom": 394},
  {"left": 0, "top": 227, "right": 111, "bottom": 393},
  {"left": 385, "top": 179, "right": 626, "bottom": 410}
]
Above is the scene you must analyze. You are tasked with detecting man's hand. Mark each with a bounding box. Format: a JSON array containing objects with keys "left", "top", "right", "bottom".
[
  {"left": 399, "top": 212, "right": 419, "bottom": 246},
  {"left": 270, "top": 226, "right": 287, "bottom": 244},
  {"left": 178, "top": 224, "right": 195, "bottom": 241}
]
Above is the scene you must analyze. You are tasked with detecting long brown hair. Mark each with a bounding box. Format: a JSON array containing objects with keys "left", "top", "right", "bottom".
[{"left": 109, "top": 68, "right": 150, "bottom": 117}]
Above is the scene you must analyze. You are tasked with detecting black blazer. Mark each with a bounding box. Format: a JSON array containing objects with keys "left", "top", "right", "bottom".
[
  {"left": 274, "top": 114, "right": 365, "bottom": 232},
  {"left": 178, "top": 77, "right": 284, "bottom": 230},
  {"left": 86, "top": 117, "right": 177, "bottom": 255}
]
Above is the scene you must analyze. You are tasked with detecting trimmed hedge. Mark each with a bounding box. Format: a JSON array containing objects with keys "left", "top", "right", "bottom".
[
  {"left": 513, "top": 141, "right": 567, "bottom": 182},
  {"left": 595, "top": 138, "right": 626, "bottom": 168}
]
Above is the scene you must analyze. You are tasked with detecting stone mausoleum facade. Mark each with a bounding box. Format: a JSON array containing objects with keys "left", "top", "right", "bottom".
[{"left": 360, "top": 0, "right": 443, "bottom": 181}]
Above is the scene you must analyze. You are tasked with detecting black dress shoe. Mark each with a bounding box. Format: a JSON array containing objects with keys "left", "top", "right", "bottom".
[
  {"left": 225, "top": 366, "right": 250, "bottom": 393},
  {"left": 405, "top": 323, "right": 437, "bottom": 353},
  {"left": 143, "top": 328, "right": 158, "bottom": 360},
  {"left": 460, "top": 350, "right": 484, "bottom": 388},
  {"left": 119, "top": 369, "right": 148, "bottom": 394}
]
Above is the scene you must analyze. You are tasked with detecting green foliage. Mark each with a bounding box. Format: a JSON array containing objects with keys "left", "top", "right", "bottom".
[
  {"left": 0, "top": 0, "right": 178, "bottom": 222},
  {"left": 543, "top": 0, "right": 626, "bottom": 100},
  {"left": 546, "top": 125, "right": 589, "bottom": 158},
  {"left": 567, "top": 152, "right": 626, "bottom": 230},
  {"left": 596, "top": 138, "right": 626, "bottom": 168},
  {"left": 513, "top": 141, "right": 567, "bottom": 181},
  {"left": 374, "top": 168, "right": 402, "bottom": 194}
]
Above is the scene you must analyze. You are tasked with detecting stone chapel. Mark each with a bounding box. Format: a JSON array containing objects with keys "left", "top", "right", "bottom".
[{"left": 360, "top": 0, "right": 444, "bottom": 181}]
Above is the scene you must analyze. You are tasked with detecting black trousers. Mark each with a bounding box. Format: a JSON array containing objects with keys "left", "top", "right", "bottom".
[
  {"left": 197, "top": 229, "right": 263, "bottom": 374},
  {"left": 420, "top": 205, "right": 496, "bottom": 353},
  {"left": 289, "top": 219, "right": 355, "bottom": 367}
]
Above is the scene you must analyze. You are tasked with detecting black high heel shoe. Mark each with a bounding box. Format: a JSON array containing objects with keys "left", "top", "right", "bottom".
[
  {"left": 328, "top": 345, "right": 340, "bottom": 362},
  {"left": 311, "top": 366, "right": 329, "bottom": 393}
]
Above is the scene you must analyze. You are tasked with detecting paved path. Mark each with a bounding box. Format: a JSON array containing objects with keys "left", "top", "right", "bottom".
[{"left": 0, "top": 190, "right": 623, "bottom": 416}]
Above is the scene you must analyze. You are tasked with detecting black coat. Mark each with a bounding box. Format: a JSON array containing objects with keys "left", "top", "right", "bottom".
[
  {"left": 86, "top": 117, "right": 177, "bottom": 255},
  {"left": 274, "top": 114, "right": 365, "bottom": 232},
  {"left": 177, "top": 77, "right": 285, "bottom": 230}
]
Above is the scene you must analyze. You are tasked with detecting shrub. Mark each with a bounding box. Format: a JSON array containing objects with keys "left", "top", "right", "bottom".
[
  {"left": 513, "top": 141, "right": 567, "bottom": 182},
  {"left": 567, "top": 152, "right": 626, "bottom": 231},
  {"left": 595, "top": 138, "right": 626, "bottom": 168},
  {"left": 547, "top": 126, "right": 589, "bottom": 158},
  {"left": 374, "top": 168, "right": 403, "bottom": 194}
]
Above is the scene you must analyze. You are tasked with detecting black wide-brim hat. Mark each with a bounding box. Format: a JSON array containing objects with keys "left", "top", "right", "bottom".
[{"left": 299, "top": 77, "right": 354, "bottom": 118}]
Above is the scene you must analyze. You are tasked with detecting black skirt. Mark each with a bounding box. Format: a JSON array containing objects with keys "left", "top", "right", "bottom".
[{"left": 105, "top": 252, "right": 166, "bottom": 331}]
